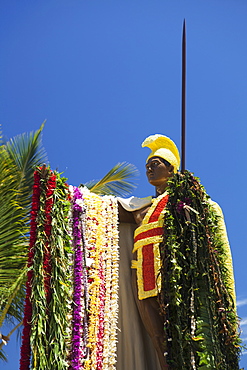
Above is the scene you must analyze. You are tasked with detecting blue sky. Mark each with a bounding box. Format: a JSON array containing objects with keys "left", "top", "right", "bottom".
[{"left": 1, "top": 1, "right": 247, "bottom": 368}]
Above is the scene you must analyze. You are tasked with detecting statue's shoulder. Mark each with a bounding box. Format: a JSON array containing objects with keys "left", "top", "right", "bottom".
[{"left": 117, "top": 196, "right": 152, "bottom": 212}]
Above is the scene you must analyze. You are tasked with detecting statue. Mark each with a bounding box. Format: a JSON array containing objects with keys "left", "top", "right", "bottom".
[{"left": 118, "top": 134, "right": 239, "bottom": 370}]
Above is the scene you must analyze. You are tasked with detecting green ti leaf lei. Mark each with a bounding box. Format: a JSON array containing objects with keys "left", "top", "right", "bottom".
[
  {"left": 158, "top": 171, "right": 241, "bottom": 370},
  {"left": 30, "top": 168, "right": 72, "bottom": 370}
]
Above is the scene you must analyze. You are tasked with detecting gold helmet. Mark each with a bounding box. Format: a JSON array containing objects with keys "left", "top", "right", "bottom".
[{"left": 142, "top": 134, "right": 180, "bottom": 173}]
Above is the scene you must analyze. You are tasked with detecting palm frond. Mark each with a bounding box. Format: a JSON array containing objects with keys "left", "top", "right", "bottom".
[
  {"left": 0, "top": 269, "right": 26, "bottom": 326},
  {"left": 0, "top": 148, "right": 28, "bottom": 247},
  {"left": 5, "top": 122, "right": 47, "bottom": 194},
  {"left": 0, "top": 149, "right": 28, "bottom": 329},
  {"left": 0, "top": 349, "right": 7, "bottom": 362},
  {"left": 0, "top": 124, "right": 48, "bottom": 362},
  {"left": 85, "top": 162, "right": 139, "bottom": 197}
]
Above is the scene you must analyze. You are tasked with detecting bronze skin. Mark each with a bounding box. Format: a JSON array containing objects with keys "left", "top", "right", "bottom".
[
  {"left": 145, "top": 156, "right": 174, "bottom": 197},
  {"left": 118, "top": 156, "right": 174, "bottom": 224}
]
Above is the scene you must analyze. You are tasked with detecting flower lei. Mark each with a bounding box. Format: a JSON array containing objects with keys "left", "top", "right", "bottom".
[
  {"left": 101, "top": 197, "right": 119, "bottom": 369},
  {"left": 158, "top": 170, "right": 241, "bottom": 370},
  {"left": 78, "top": 188, "right": 119, "bottom": 370},
  {"left": 20, "top": 170, "right": 119, "bottom": 370},
  {"left": 70, "top": 186, "right": 89, "bottom": 369},
  {"left": 43, "top": 173, "right": 56, "bottom": 305},
  {"left": 20, "top": 170, "right": 41, "bottom": 370},
  {"left": 30, "top": 168, "right": 56, "bottom": 369},
  {"left": 20, "top": 167, "right": 72, "bottom": 370},
  {"left": 68, "top": 187, "right": 120, "bottom": 370}
]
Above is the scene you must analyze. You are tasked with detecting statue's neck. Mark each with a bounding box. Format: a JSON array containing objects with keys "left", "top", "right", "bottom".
[{"left": 155, "top": 182, "right": 168, "bottom": 197}]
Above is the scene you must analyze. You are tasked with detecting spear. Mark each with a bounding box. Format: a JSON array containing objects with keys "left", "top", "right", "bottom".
[{"left": 181, "top": 19, "right": 186, "bottom": 172}]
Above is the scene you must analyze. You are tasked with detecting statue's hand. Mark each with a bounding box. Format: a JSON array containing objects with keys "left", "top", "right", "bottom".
[{"left": 133, "top": 205, "right": 150, "bottom": 226}]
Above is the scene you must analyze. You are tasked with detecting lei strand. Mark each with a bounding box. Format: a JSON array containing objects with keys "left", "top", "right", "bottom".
[
  {"left": 79, "top": 188, "right": 90, "bottom": 364},
  {"left": 71, "top": 187, "right": 85, "bottom": 370},
  {"left": 19, "top": 170, "right": 41, "bottom": 370},
  {"left": 81, "top": 188, "right": 92, "bottom": 370},
  {"left": 189, "top": 174, "right": 240, "bottom": 368},
  {"left": 31, "top": 169, "right": 57, "bottom": 370},
  {"left": 159, "top": 171, "right": 240, "bottom": 369},
  {"left": 96, "top": 197, "right": 112, "bottom": 370},
  {"left": 82, "top": 189, "right": 119, "bottom": 370},
  {"left": 43, "top": 173, "right": 56, "bottom": 305},
  {"left": 85, "top": 193, "right": 103, "bottom": 370},
  {"left": 101, "top": 198, "right": 112, "bottom": 369},
  {"left": 203, "top": 203, "right": 240, "bottom": 367},
  {"left": 96, "top": 254, "right": 106, "bottom": 370},
  {"left": 66, "top": 185, "right": 75, "bottom": 366},
  {"left": 48, "top": 175, "right": 72, "bottom": 369},
  {"left": 107, "top": 197, "right": 119, "bottom": 369}
]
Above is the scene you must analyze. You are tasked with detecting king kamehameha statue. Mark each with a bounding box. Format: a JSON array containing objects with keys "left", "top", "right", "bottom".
[{"left": 118, "top": 134, "right": 240, "bottom": 370}]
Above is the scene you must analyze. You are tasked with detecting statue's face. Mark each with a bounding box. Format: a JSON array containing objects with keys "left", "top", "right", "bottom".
[{"left": 145, "top": 156, "right": 174, "bottom": 187}]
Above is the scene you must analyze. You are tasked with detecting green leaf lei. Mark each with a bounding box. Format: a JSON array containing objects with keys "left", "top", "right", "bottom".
[
  {"left": 30, "top": 168, "right": 72, "bottom": 370},
  {"left": 158, "top": 171, "right": 241, "bottom": 370}
]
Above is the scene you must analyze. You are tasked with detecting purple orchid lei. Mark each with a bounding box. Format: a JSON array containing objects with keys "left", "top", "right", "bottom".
[
  {"left": 96, "top": 254, "right": 106, "bottom": 369},
  {"left": 71, "top": 187, "right": 87, "bottom": 370}
]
